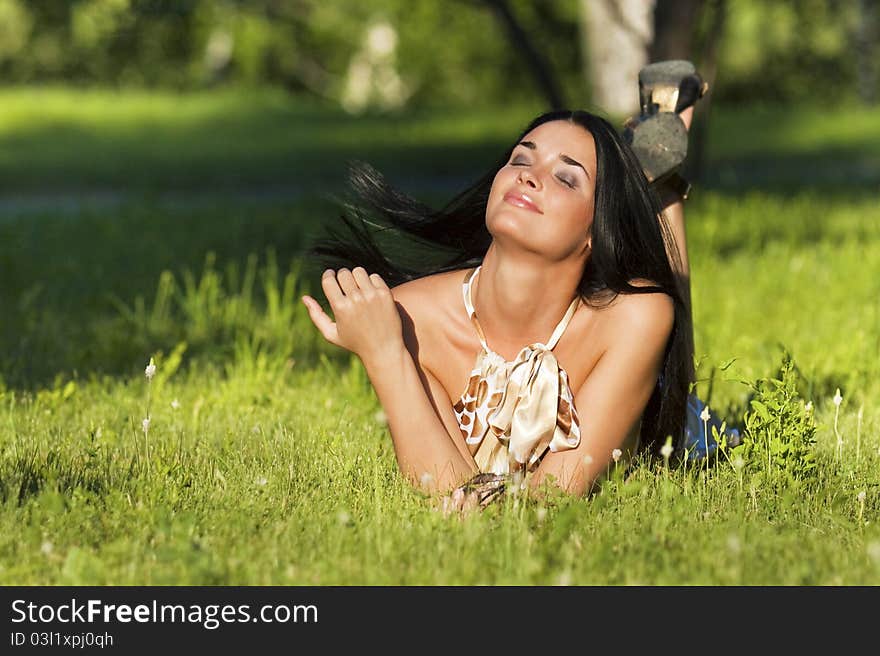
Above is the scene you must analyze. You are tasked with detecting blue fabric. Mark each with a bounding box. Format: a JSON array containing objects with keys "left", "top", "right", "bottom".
[{"left": 681, "top": 393, "right": 740, "bottom": 460}]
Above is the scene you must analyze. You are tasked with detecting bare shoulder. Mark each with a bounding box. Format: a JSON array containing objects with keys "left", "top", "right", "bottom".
[
  {"left": 390, "top": 268, "right": 468, "bottom": 321},
  {"left": 388, "top": 268, "right": 473, "bottom": 366},
  {"left": 606, "top": 282, "right": 675, "bottom": 342}
]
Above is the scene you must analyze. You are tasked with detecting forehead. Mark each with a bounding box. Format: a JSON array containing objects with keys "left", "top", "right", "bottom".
[{"left": 519, "top": 120, "right": 596, "bottom": 166}]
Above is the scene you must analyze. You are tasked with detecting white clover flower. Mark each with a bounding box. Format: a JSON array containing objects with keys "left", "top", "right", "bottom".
[
  {"left": 145, "top": 358, "right": 156, "bottom": 381},
  {"left": 255, "top": 477, "right": 268, "bottom": 487},
  {"left": 170, "top": 398, "right": 180, "bottom": 410},
  {"left": 337, "top": 510, "right": 351, "bottom": 526},
  {"left": 40, "top": 541, "right": 53, "bottom": 556},
  {"left": 858, "top": 491, "right": 867, "bottom": 503},
  {"left": 582, "top": 454, "right": 594, "bottom": 467},
  {"left": 419, "top": 472, "right": 434, "bottom": 488},
  {"left": 700, "top": 405, "right": 711, "bottom": 422},
  {"left": 833, "top": 388, "right": 843, "bottom": 407},
  {"left": 805, "top": 401, "right": 813, "bottom": 413},
  {"left": 660, "top": 442, "right": 674, "bottom": 459},
  {"left": 373, "top": 409, "right": 388, "bottom": 425},
  {"left": 142, "top": 416, "right": 151, "bottom": 434},
  {"left": 612, "top": 448, "right": 622, "bottom": 463},
  {"left": 536, "top": 507, "right": 547, "bottom": 522}
]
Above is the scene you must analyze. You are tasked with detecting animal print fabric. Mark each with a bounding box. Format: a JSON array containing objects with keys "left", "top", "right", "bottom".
[{"left": 452, "top": 266, "right": 582, "bottom": 475}]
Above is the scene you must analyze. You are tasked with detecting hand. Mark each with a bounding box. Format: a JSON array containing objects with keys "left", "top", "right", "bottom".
[
  {"left": 434, "top": 473, "right": 507, "bottom": 517},
  {"left": 302, "top": 267, "right": 403, "bottom": 364},
  {"left": 436, "top": 486, "right": 481, "bottom": 517}
]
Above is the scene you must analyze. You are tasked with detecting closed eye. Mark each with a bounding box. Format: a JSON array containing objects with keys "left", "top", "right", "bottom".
[
  {"left": 510, "top": 156, "right": 529, "bottom": 166},
  {"left": 556, "top": 174, "right": 576, "bottom": 188}
]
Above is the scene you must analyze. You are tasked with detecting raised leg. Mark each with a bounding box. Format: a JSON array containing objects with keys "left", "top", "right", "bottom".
[{"left": 643, "top": 103, "right": 695, "bottom": 388}]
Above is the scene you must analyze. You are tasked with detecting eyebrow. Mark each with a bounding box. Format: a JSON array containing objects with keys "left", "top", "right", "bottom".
[{"left": 516, "top": 141, "right": 591, "bottom": 180}]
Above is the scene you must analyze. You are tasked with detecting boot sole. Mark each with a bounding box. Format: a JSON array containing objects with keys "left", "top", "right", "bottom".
[{"left": 624, "top": 113, "right": 688, "bottom": 183}]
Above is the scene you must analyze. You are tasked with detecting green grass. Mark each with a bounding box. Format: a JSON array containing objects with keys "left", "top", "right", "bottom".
[
  {"left": 3, "top": 86, "right": 878, "bottom": 194},
  {"left": 1, "top": 88, "right": 879, "bottom": 584},
  {"left": 0, "top": 86, "right": 540, "bottom": 193}
]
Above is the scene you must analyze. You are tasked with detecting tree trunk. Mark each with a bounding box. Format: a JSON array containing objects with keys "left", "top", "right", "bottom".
[
  {"left": 649, "top": 0, "right": 703, "bottom": 60},
  {"left": 579, "top": 0, "right": 655, "bottom": 117},
  {"left": 856, "top": 0, "right": 878, "bottom": 105},
  {"left": 683, "top": 0, "right": 726, "bottom": 184},
  {"left": 483, "top": 0, "right": 566, "bottom": 109}
]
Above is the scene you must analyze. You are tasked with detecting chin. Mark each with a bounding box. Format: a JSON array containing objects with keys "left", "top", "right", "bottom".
[
  {"left": 487, "top": 207, "right": 531, "bottom": 236},
  {"left": 486, "top": 220, "right": 526, "bottom": 246},
  {"left": 488, "top": 218, "right": 549, "bottom": 255}
]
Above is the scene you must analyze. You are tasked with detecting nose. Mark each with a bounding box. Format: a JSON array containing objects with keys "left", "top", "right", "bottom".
[{"left": 517, "top": 167, "right": 541, "bottom": 190}]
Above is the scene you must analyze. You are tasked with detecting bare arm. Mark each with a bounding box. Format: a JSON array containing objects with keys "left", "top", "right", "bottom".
[
  {"left": 361, "top": 317, "right": 479, "bottom": 493},
  {"left": 527, "top": 292, "right": 674, "bottom": 497},
  {"left": 302, "top": 267, "right": 478, "bottom": 494}
]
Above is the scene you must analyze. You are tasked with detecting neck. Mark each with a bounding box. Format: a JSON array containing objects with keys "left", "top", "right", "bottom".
[{"left": 473, "top": 243, "right": 585, "bottom": 354}]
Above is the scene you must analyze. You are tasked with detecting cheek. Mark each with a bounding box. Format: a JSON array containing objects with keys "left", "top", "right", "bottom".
[
  {"left": 551, "top": 194, "right": 594, "bottom": 237},
  {"left": 486, "top": 168, "right": 516, "bottom": 217},
  {"left": 488, "top": 167, "right": 513, "bottom": 199}
]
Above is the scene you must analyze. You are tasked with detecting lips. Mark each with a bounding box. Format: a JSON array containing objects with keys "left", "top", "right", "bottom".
[{"left": 503, "top": 190, "right": 543, "bottom": 214}]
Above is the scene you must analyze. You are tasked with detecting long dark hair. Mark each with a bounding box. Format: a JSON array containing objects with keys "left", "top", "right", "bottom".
[{"left": 307, "top": 109, "right": 691, "bottom": 456}]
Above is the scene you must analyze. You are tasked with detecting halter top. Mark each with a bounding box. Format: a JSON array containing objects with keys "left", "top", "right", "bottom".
[{"left": 452, "top": 265, "right": 583, "bottom": 475}]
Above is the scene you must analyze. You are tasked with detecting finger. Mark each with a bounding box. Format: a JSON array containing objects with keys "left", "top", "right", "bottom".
[
  {"left": 451, "top": 488, "right": 465, "bottom": 511},
  {"left": 462, "top": 492, "right": 480, "bottom": 514},
  {"left": 351, "top": 266, "right": 373, "bottom": 290},
  {"left": 301, "top": 295, "right": 340, "bottom": 345},
  {"left": 369, "top": 272, "right": 390, "bottom": 290},
  {"left": 321, "top": 269, "right": 345, "bottom": 307},
  {"left": 335, "top": 268, "right": 359, "bottom": 296}
]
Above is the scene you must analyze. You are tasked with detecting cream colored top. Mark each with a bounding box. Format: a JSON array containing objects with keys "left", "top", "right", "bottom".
[{"left": 452, "top": 265, "right": 583, "bottom": 475}]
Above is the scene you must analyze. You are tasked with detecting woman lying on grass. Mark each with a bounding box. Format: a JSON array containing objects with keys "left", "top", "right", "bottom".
[{"left": 303, "top": 62, "right": 715, "bottom": 512}]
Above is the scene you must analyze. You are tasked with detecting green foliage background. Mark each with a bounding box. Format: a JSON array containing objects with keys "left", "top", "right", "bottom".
[{"left": 0, "top": 0, "right": 870, "bottom": 108}]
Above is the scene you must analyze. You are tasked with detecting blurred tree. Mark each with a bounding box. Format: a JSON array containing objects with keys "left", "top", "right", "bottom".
[
  {"left": 0, "top": 0, "right": 33, "bottom": 64},
  {"left": 687, "top": 0, "right": 726, "bottom": 183},
  {"left": 855, "top": 0, "right": 878, "bottom": 104},
  {"left": 579, "top": 0, "right": 724, "bottom": 113},
  {"left": 481, "top": 0, "right": 565, "bottom": 109},
  {"left": 650, "top": 0, "right": 703, "bottom": 60},
  {"left": 579, "top": 0, "right": 654, "bottom": 116},
  {"left": 340, "top": 19, "right": 410, "bottom": 111},
  {"left": 0, "top": 0, "right": 866, "bottom": 111},
  {"left": 716, "top": 0, "right": 858, "bottom": 104}
]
